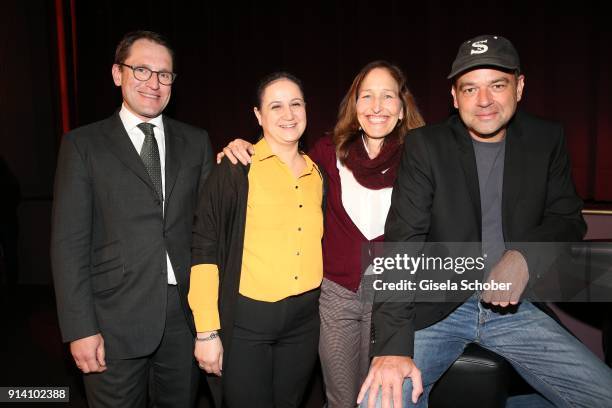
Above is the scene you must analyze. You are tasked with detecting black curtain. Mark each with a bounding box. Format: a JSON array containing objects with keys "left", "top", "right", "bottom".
[{"left": 2, "top": 0, "right": 611, "bottom": 202}]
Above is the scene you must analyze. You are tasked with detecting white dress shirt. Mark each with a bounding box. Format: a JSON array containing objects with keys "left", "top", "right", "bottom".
[
  {"left": 337, "top": 138, "right": 393, "bottom": 241},
  {"left": 119, "top": 104, "right": 177, "bottom": 285}
]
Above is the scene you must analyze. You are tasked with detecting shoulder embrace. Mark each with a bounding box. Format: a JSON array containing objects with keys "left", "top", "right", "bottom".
[{"left": 216, "top": 156, "right": 249, "bottom": 180}]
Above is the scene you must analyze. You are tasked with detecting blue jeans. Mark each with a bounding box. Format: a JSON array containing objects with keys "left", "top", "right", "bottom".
[{"left": 363, "top": 295, "right": 612, "bottom": 407}]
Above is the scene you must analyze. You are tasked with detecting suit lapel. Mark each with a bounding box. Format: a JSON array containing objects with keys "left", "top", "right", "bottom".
[
  {"left": 103, "top": 114, "right": 158, "bottom": 197},
  {"left": 163, "top": 117, "right": 184, "bottom": 212},
  {"left": 502, "top": 116, "right": 524, "bottom": 237},
  {"left": 451, "top": 116, "right": 482, "bottom": 235}
]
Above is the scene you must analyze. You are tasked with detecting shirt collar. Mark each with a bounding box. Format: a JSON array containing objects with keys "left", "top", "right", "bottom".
[
  {"left": 254, "top": 137, "right": 275, "bottom": 161},
  {"left": 253, "top": 137, "right": 317, "bottom": 177},
  {"left": 302, "top": 154, "right": 317, "bottom": 177},
  {"left": 119, "top": 104, "right": 164, "bottom": 133}
]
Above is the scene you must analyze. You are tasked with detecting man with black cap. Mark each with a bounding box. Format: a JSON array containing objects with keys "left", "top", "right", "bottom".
[{"left": 358, "top": 35, "right": 612, "bottom": 407}]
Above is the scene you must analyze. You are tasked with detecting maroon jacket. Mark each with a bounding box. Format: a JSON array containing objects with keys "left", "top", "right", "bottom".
[{"left": 309, "top": 136, "right": 385, "bottom": 292}]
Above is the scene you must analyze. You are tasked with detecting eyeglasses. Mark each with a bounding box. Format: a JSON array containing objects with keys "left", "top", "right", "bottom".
[{"left": 117, "top": 63, "right": 177, "bottom": 85}]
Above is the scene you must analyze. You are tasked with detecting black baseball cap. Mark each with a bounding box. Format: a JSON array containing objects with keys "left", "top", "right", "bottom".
[{"left": 448, "top": 35, "right": 520, "bottom": 79}]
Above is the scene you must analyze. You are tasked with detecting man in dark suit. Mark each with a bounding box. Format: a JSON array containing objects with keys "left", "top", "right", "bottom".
[
  {"left": 51, "top": 30, "right": 212, "bottom": 407},
  {"left": 358, "top": 35, "right": 612, "bottom": 407}
]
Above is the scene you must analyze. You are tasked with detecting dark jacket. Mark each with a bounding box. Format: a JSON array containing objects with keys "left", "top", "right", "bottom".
[
  {"left": 372, "top": 111, "right": 586, "bottom": 357},
  {"left": 51, "top": 113, "right": 213, "bottom": 358}
]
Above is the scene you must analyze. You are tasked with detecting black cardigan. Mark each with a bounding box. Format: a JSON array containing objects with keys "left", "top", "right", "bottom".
[
  {"left": 191, "top": 156, "right": 326, "bottom": 405},
  {"left": 191, "top": 158, "right": 249, "bottom": 405}
]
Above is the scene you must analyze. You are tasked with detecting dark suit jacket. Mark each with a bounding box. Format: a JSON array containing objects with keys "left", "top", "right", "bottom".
[
  {"left": 372, "top": 111, "right": 586, "bottom": 357},
  {"left": 51, "top": 112, "right": 212, "bottom": 359}
]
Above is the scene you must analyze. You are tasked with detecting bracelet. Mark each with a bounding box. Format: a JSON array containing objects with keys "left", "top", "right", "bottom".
[{"left": 195, "top": 332, "right": 219, "bottom": 342}]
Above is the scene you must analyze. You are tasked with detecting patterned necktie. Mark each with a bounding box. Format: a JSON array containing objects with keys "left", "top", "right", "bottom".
[{"left": 137, "top": 122, "right": 163, "bottom": 201}]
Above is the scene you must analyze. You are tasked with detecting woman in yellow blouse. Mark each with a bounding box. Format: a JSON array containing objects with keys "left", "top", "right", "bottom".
[{"left": 188, "top": 72, "right": 324, "bottom": 407}]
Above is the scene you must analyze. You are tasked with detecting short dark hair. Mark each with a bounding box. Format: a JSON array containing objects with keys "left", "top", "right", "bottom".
[
  {"left": 255, "top": 71, "right": 304, "bottom": 109},
  {"left": 114, "top": 30, "right": 174, "bottom": 67}
]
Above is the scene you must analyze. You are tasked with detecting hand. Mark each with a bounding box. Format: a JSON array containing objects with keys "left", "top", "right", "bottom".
[
  {"left": 357, "top": 355, "right": 423, "bottom": 408},
  {"left": 70, "top": 333, "right": 106, "bottom": 373},
  {"left": 216, "top": 139, "right": 254, "bottom": 165},
  {"left": 194, "top": 332, "right": 223, "bottom": 376},
  {"left": 481, "top": 249, "right": 529, "bottom": 307}
]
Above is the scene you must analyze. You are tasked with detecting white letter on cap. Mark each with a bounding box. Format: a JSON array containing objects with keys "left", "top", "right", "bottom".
[{"left": 470, "top": 40, "right": 488, "bottom": 54}]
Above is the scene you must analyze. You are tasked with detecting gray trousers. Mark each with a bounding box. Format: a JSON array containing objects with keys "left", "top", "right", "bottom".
[{"left": 319, "top": 278, "right": 372, "bottom": 408}]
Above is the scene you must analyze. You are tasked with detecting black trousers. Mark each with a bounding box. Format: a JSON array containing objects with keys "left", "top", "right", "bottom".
[
  {"left": 83, "top": 285, "right": 199, "bottom": 408},
  {"left": 223, "top": 289, "right": 320, "bottom": 408}
]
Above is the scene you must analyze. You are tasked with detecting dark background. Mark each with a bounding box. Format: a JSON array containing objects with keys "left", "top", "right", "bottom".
[
  {"left": 3, "top": 1, "right": 611, "bottom": 204},
  {"left": 0, "top": 0, "right": 610, "bottom": 405}
]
